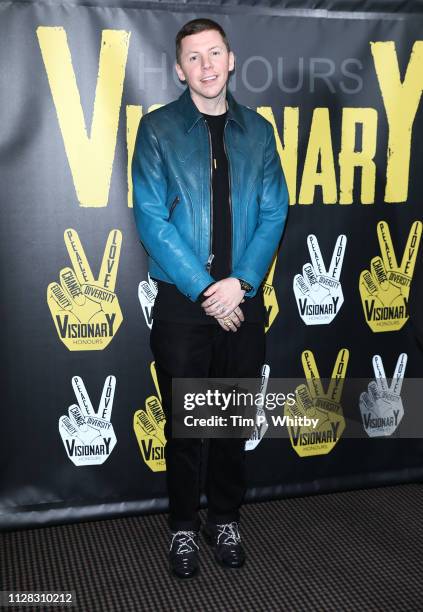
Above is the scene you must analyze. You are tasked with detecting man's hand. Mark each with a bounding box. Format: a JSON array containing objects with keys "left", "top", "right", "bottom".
[
  {"left": 216, "top": 306, "right": 245, "bottom": 332},
  {"left": 201, "top": 278, "right": 246, "bottom": 318}
]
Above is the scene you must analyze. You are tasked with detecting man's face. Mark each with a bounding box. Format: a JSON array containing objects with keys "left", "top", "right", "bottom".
[{"left": 175, "top": 29, "right": 235, "bottom": 107}]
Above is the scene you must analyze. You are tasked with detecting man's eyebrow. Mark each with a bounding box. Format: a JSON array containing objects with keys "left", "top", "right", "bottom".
[{"left": 186, "top": 45, "right": 223, "bottom": 54}]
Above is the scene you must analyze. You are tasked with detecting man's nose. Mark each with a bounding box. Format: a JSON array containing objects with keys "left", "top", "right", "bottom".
[{"left": 201, "top": 56, "right": 212, "bottom": 70}]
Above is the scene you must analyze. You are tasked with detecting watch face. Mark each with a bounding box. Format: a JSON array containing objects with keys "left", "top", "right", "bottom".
[{"left": 240, "top": 279, "right": 252, "bottom": 292}]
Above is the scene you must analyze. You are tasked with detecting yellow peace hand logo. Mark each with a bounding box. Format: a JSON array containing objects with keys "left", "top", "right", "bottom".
[
  {"left": 360, "top": 220, "right": 422, "bottom": 332},
  {"left": 47, "top": 229, "right": 123, "bottom": 350},
  {"left": 263, "top": 254, "right": 279, "bottom": 333},
  {"left": 285, "top": 348, "right": 349, "bottom": 457},
  {"left": 134, "top": 362, "right": 166, "bottom": 473}
]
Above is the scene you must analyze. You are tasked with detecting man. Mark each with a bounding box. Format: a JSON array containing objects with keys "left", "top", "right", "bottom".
[{"left": 132, "top": 18, "right": 288, "bottom": 579}]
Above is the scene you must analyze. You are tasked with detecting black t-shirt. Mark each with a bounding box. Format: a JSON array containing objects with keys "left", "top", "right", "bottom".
[{"left": 152, "top": 111, "right": 265, "bottom": 324}]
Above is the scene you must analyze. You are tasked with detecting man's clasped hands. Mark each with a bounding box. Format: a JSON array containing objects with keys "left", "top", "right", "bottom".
[{"left": 201, "top": 278, "right": 246, "bottom": 332}]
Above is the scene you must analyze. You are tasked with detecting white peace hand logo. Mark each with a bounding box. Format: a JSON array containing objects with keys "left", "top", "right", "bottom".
[
  {"left": 294, "top": 234, "right": 347, "bottom": 325},
  {"left": 138, "top": 274, "right": 157, "bottom": 330},
  {"left": 59, "top": 375, "right": 117, "bottom": 465}
]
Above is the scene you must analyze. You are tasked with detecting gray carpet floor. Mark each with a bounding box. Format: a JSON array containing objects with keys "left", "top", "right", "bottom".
[{"left": 2, "top": 484, "right": 423, "bottom": 611}]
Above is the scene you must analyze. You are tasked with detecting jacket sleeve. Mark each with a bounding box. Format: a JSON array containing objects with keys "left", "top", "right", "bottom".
[
  {"left": 229, "top": 121, "right": 289, "bottom": 297},
  {"left": 132, "top": 114, "right": 215, "bottom": 302}
]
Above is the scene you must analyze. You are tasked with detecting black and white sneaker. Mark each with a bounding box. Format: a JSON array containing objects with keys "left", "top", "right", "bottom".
[
  {"left": 168, "top": 530, "right": 199, "bottom": 579},
  {"left": 203, "top": 521, "right": 246, "bottom": 569}
]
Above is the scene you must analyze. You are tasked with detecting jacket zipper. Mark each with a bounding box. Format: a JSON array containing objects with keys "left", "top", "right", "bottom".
[
  {"left": 205, "top": 120, "right": 214, "bottom": 273},
  {"left": 169, "top": 195, "right": 180, "bottom": 218},
  {"left": 223, "top": 119, "right": 233, "bottom": 273},
  {"left": 206, "top": 253, "right": 214, "bottom": 273}
]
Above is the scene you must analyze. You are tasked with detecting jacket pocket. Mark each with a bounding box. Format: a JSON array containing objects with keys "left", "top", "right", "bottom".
[{"left": 168, "top": 195, "right": 180, "bottom": 219}]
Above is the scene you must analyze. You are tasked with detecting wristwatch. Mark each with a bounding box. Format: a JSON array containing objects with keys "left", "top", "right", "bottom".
[{"left": 238, "top": 278, "right": 253, "bottom": 293}]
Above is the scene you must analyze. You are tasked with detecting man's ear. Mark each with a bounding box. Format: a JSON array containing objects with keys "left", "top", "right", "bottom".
[
  {"left": 175, "top": 62, "right": 186, "bottom": 82},
  {"left": 229, "top": 51, "right": 235, "bottom": 73}
]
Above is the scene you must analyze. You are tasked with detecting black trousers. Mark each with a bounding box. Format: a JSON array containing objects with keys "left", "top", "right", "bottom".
[{"left": 150, "top": 320, "right": 265, "bottom": 532}]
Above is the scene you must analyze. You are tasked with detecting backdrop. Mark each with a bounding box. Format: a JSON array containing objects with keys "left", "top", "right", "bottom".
[{"left": 1, "top": 0, "right": 423, "bottom": 529}]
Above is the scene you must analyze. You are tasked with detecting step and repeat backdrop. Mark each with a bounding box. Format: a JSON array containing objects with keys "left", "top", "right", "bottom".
[{"left": 1, "top": 0, "right": 423, "bottom": 529}]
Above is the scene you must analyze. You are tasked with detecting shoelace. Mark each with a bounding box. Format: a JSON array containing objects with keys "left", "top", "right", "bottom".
[
  {"left": 216, "top": 522, "right": 241, "bottom": 546},
  {"left": 170, "top": 531, "right": 199, "bottom": 555}
]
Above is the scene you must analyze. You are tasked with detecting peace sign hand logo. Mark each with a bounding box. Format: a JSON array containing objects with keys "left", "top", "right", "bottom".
[
  {"left": 59, "top": 375, "right": 117, "bottom": 466},
  {"left": 360, "top": 353, "right": 407, "bottom": 437},
  {"left": 263, "top": 255, "right": 279, "bottom": 333},
  {"left": 360, "top": 221, "right": 422, "bottom": 332},
  {"left": 134, "top": 362, "right": 167, "bottom": 473},
  {"left": 294, "top": 234, "right": 347, "bottom": 325},
  {"left": 138, "top": 274, "right": 157, "bottom": 330},
  {"left": 47, "top": 229, "right": 123, "bottom": 350},
  {"left": 245, "top": 364, "right": 270, "bottom": 451},
  {"left": 285, "top": 349, "right": 349, "bottom": 457}
]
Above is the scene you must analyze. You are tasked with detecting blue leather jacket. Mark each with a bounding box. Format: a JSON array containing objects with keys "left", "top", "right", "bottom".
[{"left": 132, "top": 87, "right": 288, "bottom": 302}]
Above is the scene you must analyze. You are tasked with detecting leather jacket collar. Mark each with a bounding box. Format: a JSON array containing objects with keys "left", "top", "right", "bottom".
[{"left": 177, "top": 86, "right": 246, "bottom": 134}]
